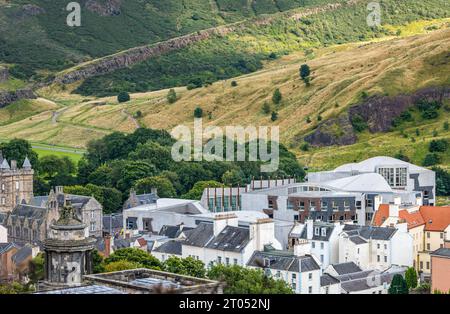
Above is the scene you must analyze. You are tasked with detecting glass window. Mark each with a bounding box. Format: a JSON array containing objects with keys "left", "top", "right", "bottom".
[{"left": 287, "top": 199, "right": 294, "bottom": 210}]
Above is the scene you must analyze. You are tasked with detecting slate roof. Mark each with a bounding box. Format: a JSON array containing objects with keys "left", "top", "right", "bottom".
[
  {"left": 299, "top": 222, "right": 335, "bottom": 241},
  {"left": 431, "top": 247, "right": 450, "bottom": 258},
  {"left": 103, "top": 214, "right": 123, "bottom": 233},
  {"left": 338, "top": 270, "right": 396, "bottom": 293},
  {"left": 247, "top": 250, "right": 320, "bottom": 273},
  {"left": 184, "top": 223, "right": 251, "bottom": 253},
  {"left": 0, "top": 242, "right": 21, "bottom": 254},
  {"left": 183, "top": 223, "right": 214, "bottom": 248},
  {"left": 320, "top": 273, "right": 340, "bottom": 287},
  {"left": 349, "top": 236, "right": 367, "bottom": 245},
  {"left": 330, "top": 262, "right": 362, "bottom": 275},
  {"left": 205, "top": 225, "right": 250, "bottom": 253},
  {"left": 136, "top": 193, "right": 158, "bottom": 205},
  {"left": 159, "top": 225, "right": 193, "bottom": 239},
  {"left": 154, "top": 240, "right": 182, "bottom": 255},
  {"left": 343, "top": 224, "right": 397, "bottom": 241},
  {"left": 11, "top": 245, "right": 32, "bottom": 265}
]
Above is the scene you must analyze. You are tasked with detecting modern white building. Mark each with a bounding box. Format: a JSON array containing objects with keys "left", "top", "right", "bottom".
[
  {"left": 181, "top": 213, "right": 282, "bottom": 268},
  {"left": 307, "top": 156, "right": 436, "bottom": 206},
  {"left": 288, "top": 220, "right": 344, "bottom": 269},
  {"left": 339, "top": 224, "right": 413, "bottom": 270}
]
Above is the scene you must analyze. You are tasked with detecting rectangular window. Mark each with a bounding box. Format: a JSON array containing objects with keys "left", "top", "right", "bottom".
[
  {"left": 299, "top": 201, "right": 305, "bottom": 210},
  {"left": 225, "top": 257, "right": 230, "bottom": 266},
  {"left": 377, "top": 243, "right": 380, "bottom": 249},
  {"left": 426, "top": 262, "right": 430, "bottom": 270},
  {"left": 233, "top": 259, "right": 238, "bottom": 265},
  {"left": 321, "top": 201, "right": 328, "bottom": 208},
  {"left": 320, "top": 255, "right": 324, "bottom": 263},
  {"left": 218, "top": 257, "right": 222, "bottom": 264},
  {"left": 268, "top": 199, "right": 274, "bottom": 209},
  {"left": 321, "top": 228, "right": 327, "bottom": 237},
  {"left": 320, "top": 242, "right": 324, "bottom": 250},
  {"left": 310, "top": 201, "right": 316, "bottom": 210},
  {"left": 344, "top": 200, "right": 350, "bottom": 208},
  {"left": 427, "top": 243, "right": 430, "bottom": 251},
  {"left": 377, "top": 255, "right": 380, "bottom": 262},
  {"left": 314, "top": 227, "right": 320, "bottom": 236},
  {"left": 90, "top": 222, "right": 96, "bottom": 232},
  {"left": 287, "top": 199, "right": 294, "bottom": 210},
  {"left": 312, "top": 242, "right": 316, "bottom": 249},
  {"left": 332, "top": 201, "right": 338, "bottom": 210},
  {"left": 308, "top": 286, "right": 312, "bottom": 294},
  {"left": 15, "top": 181, "right": 20, "bottom": 190},
  {"left": 420, "top": 261, "right": 423, "bottom": 269},
  {"left": 384, "top": 256, "right": 387, "bottom": 263},
  {"left": 308, "top": 273, "right": 312, "bottom": 280}
]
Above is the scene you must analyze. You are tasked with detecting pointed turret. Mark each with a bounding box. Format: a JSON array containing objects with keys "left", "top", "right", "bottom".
[
  {"left": 22, "top": 156, "right": 32, "bottom": 170},
  {"left": 0, "top": 158, "right": 10, "bottom": 170}
]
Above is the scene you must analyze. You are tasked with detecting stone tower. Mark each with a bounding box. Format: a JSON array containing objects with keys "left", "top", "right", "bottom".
[
  {"left": 0, "top": 153, "right": 34, "bottom": 213},
  {"left": 43, "top": 203, "right": 96, "bottom": 288}
]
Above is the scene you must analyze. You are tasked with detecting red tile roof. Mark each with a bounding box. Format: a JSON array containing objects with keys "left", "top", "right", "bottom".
[
  {"left": 374, "top": 204, "right": 450, "bottom": 232},
  {"left": 373, "top": 204, "right": 389, "bottom": 227},
  {"left": 419, "top": 206, "right": 450, "bottom": 232},
  {"left": 399, "top": 209, "right": 425, "bottom": 229},
  {"left": 137, "top": 238, "right": 147, "bottom": 247}
]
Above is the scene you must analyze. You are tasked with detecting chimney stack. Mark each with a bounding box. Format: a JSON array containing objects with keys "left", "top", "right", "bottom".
[{"left": 306, "top": 219, "right": 314, "bottom": 240}]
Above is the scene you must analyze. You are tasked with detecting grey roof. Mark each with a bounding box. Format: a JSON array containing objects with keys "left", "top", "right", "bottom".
[
  {"left": 103, "top": 214, "right": 123, "bottom": 233},
  {"left": 331, "top": 262, "right": 363, "bottom": 275},
  {"left": 22, "top": 156, "right": 32, "bottom": 169},
  {"left": 349, "top": 236, "right": 367, "bottom": 245},
  {"left": 320, "top": 273, "right": 340, "bottom": 286},
  {"left": 205, "top": 225, "right": 250, "bottom": 253},
  {"left": 12, "top": 245, "right": 32, "bottom": 265},
  {"left": 136, "top": 193, "right": 158, "bottom": 205},
  {"left": 36, "top": 285, "right": 124, "bottom": 294},
  {"left": 184, "top": 223, "right": 251, "bottom": 253},
  {"left": 113, "top": 238, "right": 133, "bottom": 249},
  {"left": 30, "top": 196, "right": 49, "bottom": 207},
  {"left": 11, "top": 204, "right": 46, "bottom": 221},
  {"left": 338, "top": 270, "right": 396, "bottom": 293},
  {"left": 0, "top": 242, "right": 21, "bottom": 254},
  {"left": 299, "top": 222, "right": 335, "bottom": 241},
  {"left": 247, "top": 250, "right": 320, "bottom": 273},
  {"left": 158, "top": 225, "right": 192, "bottom": 239},
  {"left": 343, "top": 224, "right": 397, "bottom": 241},
  {"left": 0, "top": 158, "right": 10, "bottom": 169},
  {"left": 431, "top": 247, "right": 450, "bottom": 258},
  {"left": 183, "top": 223, "right": 214, "bottom": 247},
  {"left": 154, "top": 240, "right": 182, "bottom": 255}
]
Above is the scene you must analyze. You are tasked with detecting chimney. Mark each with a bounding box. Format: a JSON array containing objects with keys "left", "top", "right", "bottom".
[
  {"left": 416, "top": 196, "right": 423, "bottom": 206},
  {"left": 293, "top": 240, "right": 311, "bottom": 257},
  {"left": 306, "top": 219, "right": 314, "bottom": 240},
  {"left": 11, "top": 160, "right": 17, "bottom": 170},
  {"left": 213, "top": 213, "right": 238, "bottom": 236},
  {"left": 56, "top": 186, "right": 64, "bottom": 194},
  {"left": 104, "top": 235, "right": 112, "bottom": 257},
  {"left": 373, "top": 195, "right": 382, "bottom": 211},
  {"left": 389, "top": 204, "right": 399, "bottom": 217},
  {"left": 396, "top": 222, "right": 408, "bottom": 233},
  {"left": 393, "top": 196, "right": 401, "bottom": 205},
  {"left": 250, "top": 218, "right": 274, "bottom": 251},
  {"left": 151, "top": 188, "right": 157, "bottom": 195}
]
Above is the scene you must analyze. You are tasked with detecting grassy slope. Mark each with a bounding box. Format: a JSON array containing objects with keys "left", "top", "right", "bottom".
[{"left": 0, "top": 22, "right": 448, "bottom": 169}]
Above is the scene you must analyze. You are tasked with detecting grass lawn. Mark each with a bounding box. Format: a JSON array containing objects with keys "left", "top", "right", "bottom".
[{"left": 32, "top": 143, "right": 85, "bottom": 164}]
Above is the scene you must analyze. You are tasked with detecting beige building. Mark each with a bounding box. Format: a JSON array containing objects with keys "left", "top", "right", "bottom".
[
  {"left": 0, "top": 154, "right": 34, "bottom": 213},
  {"left": 373, "top": 203, "right": 450, "bottom": 280}
]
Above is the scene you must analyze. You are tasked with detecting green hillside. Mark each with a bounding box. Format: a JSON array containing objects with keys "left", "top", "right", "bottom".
[
  {"left": 0, "top": 0, "right": 337, "bottom": 79},
  {"left": 73, "top": 0, "right": 450, "bottom": 96}
]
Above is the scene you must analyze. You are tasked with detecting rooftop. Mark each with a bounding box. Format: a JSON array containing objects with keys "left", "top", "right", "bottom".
[
  {"left": 247, "top": 250, "right": 320, "bottom": 273},
  {"left": 431, "top": 247, "right": 450, "bottom": 258},
  {"left": 330, "top": 262, "right": 362, "bottom": 275},
  {"left": 333, "top": 156, "right": 428, "bottom": 172}
]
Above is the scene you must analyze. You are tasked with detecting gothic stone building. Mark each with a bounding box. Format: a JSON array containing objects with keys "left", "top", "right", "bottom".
[
  {"left": 3, "top": 186, "right": 103, "bottom": 245},
  {"left": 0, "top": 154, "right": 34, "bottom": 213}
]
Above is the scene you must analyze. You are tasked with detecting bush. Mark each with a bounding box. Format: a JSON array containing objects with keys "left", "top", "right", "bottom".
[
  {"left": 444, "top": 121, "right": 449, "bottom": 131},
  {"left": 262, "top": 101, "right": 271, "bottom": 114},
  {"left": 432, "top": 166, "right": 450, "bottom": 196},
  {"left": 300, "top": 143, "right": 310, "bottom": 151},
  {"left": 429, "top": 139, "right": 448, "bottom": 152},
  {"left": 306, "top": 116, "right": 311, "bottom": 123},
  {"left": 300, "top": 64, "right": 310, "bottom": 80},
  {"left": 167, "top": 89, "right": 177, "bottom": 103},
  {"left": 423, "top": 153, "right": 441, "bottom": 166},
  {"left": 271, "top": 111, "right": 278, "bottom": 121},
  {"left": 351, "top": 114, "right": 368, "bottom": 132},
  {"left": 194, "top": 107, "right": 203, "bottom": 118},
  {"left": 272, "top": 88, "right": 282, "bottom": 104},
  {"left": 231, "top": 81, "right": 238, "bottom": 87},
  {"left": 117, "top": 91, "right": 130, "bottom": 103}
]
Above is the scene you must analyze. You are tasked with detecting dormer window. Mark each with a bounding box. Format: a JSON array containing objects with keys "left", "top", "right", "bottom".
[
  {"left": 321, "top": 228, "right": 327, "bottom": 237},
  {"left": 314, "top": 227, "right": 320, "bottom": 236}
]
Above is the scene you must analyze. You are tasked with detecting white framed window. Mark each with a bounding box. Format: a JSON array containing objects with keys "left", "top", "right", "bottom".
[
  {"left": 1, "top": 197, "right": 5, "bottom": 205},
  {"left": 15, "top": 181, "right": 20, "bottom": 190},
  {"left": 1, "top": 184, "right": 5, "bottom": 192},
  {"left": 314, "top": 227, "right": 320, "bottom": 236},
  {"left": 90, "top": 222, "right": 96, "bottom": 232},
  {"left": 321, "top": 228, "right": 326, "bottom": 237},
  {"left": 308, "top": 273, "right": 312, "bottom": 280},
  {"left": 217, "top": 256, "right": 222, "bottom": 264},
  {"left": 233, "top": 258, "right": 238, "bottom": 265},
  {"left": 225, "top": 257, "right": 230, "bottom": 265}
]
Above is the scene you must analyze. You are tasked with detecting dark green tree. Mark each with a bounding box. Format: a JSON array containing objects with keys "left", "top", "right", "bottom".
[
  {"left": 0, "top": 139, "right": 39, "bottom": 168},
  {"left": 432, "top": 167, "right": 450, "bottom": 196},
  {"left": 272, "top": 88, "right": 282, "bottom": 104},
  {"left": 262, "top": 101, "right": 271, "bottom": 114},
  {"left": 271, "top": 111, "right": 278, "bottom": 121},
  {"left": 405, "top": 267, "right": 418, "bottom": 290},
  {"left": 117, "top": 91, "right": 130, "bottom": 103},
  {"left": 423, "top": 153, "right": 441, "bottom": 166},
  {"left": 182, "top": 180, "right": 223, "bottom": 200},
  {"left": 194, "top": 107, "right": 203, "bottom": 118},
  {"left": 134, "top": 175, "right": 176, "bottom": 198},
  {"left": 300, "top": 64, "right": 311, "bottom": 80},
  {"left": 429, "top": 139, "right": 448, "bottom": 152},
  {"left": 163, "top": 256, "right": 206, "bottom": 278},
  {"left": 388, "top": 274, "right": 408, "bottom": 294},
  {"left": 167, "top": 89, "right": 177, "bottom": 103},
  {"left": 207, "top": 264, "right": 293, "bottom": 294},
  {"left": 104, "top": 248, "right": 162, "bottom": 270}
]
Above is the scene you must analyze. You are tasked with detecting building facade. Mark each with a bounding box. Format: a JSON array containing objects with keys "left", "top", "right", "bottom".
[{"left": 0, "top": 155, "right": 34, "bottom": 213}]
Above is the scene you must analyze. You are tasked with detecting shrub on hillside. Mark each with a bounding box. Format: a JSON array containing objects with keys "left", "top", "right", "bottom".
[
  {"left": 423, "top": 153, "right": 441, "bottom": 166},
  {"left": 167, "top": 89, "right": 177, "bottom": 103},
  {"left": 429, "top": 139, "right": 448, "bottom": 152},
  {"left": 194, "top": 107, "right": 203, "bottom": 118},
  {"left": 117, "top": 91, "right": 130, "bottom": 103}
]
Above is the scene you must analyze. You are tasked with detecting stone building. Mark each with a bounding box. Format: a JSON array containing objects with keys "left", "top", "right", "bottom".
[
  {"left": 3, "top": 186, "right": 103, "bottom": 244},
  {"left": 0, "top": 153, "right": 34, "bottom": 213},
  {"left": 43, "top": 204, "right": 96, "bottom": 288}
]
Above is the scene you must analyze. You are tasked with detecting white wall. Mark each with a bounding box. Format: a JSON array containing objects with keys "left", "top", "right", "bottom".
[
  {"left": 0, "top": 225, "right": 6, "bottom": 242},
  {"left": 390, "top": 224, "right": 413, "bottom": 267}
]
